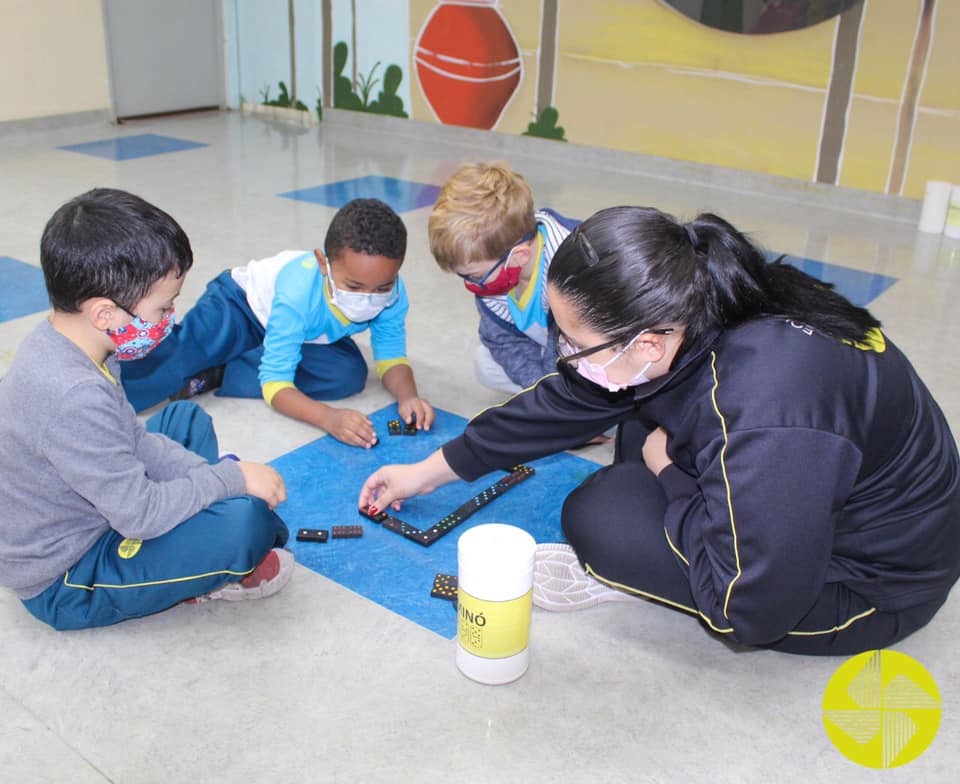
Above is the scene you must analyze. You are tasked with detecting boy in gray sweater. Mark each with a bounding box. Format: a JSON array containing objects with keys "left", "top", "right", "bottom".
[{"left": 0, "top": 189, "right": 293, "bottom": 631}]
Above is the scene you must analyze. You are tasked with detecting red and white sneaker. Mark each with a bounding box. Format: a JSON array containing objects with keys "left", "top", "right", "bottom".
[{"left": 186, "top": 548, "right": 295, "bottom": 604}]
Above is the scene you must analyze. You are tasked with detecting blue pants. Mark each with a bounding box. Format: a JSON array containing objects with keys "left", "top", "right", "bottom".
[
  {"left": 22, "top": 401, "right": 289, "bottom": 631},
  {"left": 121, "top": 271, "right": 368, "bottom": 412}
]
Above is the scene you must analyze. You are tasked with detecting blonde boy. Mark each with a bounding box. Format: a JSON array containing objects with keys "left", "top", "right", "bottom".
[{"left": 428, "top": 162, "right": 578, "bottom": 393}]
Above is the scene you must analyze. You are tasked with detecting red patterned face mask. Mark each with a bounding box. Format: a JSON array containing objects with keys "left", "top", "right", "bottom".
[{"left": 107, "top": 307, "right": 175, "bottom": 361}]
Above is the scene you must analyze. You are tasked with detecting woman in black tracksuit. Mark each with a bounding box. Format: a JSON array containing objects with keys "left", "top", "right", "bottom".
[{"left": 360, "top": 206, "right": 960, "bottom": 655}]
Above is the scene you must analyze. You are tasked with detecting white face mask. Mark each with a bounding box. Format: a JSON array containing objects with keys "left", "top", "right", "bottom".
[{"left": 325, "top": 264, "right": 398, "bottom": 322}]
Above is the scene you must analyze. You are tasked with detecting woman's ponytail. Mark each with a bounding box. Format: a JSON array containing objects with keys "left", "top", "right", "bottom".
[
  {"left": 549, "top": 206, "right": 880, "bottom": 347},
  {"left": 690, "top": 213, "right": 880, "bottom": 342}
]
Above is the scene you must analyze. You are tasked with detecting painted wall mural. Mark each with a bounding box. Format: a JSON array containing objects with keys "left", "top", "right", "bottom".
[
  {"left": 230, "top": 0, "right": 960, "bottom": 200},
  {"left": 414, "top": 1, "right": 521, "bottom": 130}
]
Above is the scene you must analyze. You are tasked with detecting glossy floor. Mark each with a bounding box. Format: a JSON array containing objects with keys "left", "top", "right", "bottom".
[{"left": 1, "top": 111, "right": 957, "bottom": 783}]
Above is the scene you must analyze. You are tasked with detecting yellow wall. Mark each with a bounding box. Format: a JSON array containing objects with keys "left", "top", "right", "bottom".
[
  {"left": 0, "top": 0, "right": 110, "bottom": 123},
  {"left": 407, "top": 0, "right": 960, "bottom": 201},
  {"left": 554, "top": 2, "right": 833, "bottom": 182},
  {"left": 902, "top": 0, "right": 960, "bottom": 198}
]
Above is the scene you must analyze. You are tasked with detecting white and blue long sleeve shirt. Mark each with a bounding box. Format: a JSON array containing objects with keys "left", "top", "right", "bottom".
[{"left": 231, "top": 250, "right": 409, "bottom": 404}]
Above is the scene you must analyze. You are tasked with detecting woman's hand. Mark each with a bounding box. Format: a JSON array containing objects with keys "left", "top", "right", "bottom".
[
  {"left": 358, "top": 450, "right": 458, "bottom": 513},
  {"left": 642, "top": 427, "right": 673, "bottom": 476}
]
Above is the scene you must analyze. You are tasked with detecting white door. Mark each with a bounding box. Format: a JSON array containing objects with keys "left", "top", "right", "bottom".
[{"left": 103, "top": 0, "right": 224, "bottom": 119}]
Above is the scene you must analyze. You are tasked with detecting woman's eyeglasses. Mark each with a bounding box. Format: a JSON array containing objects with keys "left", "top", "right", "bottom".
[
  {"left": 556, "top": 328, "right": 674, "bottom": 367},
  {"left": 456, "top": 231, "right": 535, "bottom": 289}
]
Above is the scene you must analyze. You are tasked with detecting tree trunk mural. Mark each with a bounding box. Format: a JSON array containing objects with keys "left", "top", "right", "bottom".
[
  {"left": 288, "top": 0, "right": 297, "bottom": 103},
  {"left": 322, "top": 0, "right": 332, "bottom": 108},
  {"left": 536, "top": 0, "right": 558, "bottom": 118},
  {"left": 815, "top": 0, "right": 864, "bottom": 185},
  {"left": 887, "top": 0, "right": 937, "bottom": 195}
]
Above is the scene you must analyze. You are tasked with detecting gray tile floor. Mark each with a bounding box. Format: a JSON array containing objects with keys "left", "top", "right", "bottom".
[{"left": 1, "top": 111, "right": 957, "bottom": 783}]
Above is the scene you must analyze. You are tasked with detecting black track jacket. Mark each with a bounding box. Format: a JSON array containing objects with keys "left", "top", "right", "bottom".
[{"left": 443, "top": 318, "right": 960, "bottom": 646}]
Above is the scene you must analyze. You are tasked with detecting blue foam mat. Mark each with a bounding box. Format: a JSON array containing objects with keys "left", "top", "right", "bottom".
[
  {"left": 269, "top": 406, "right": 599, "bottom": 638},
  {"left": 278, "top": 175, "right": 441, "bottom": 213},
  {"left": 58, "top": 133, "right": 208, "bottom": 160}
]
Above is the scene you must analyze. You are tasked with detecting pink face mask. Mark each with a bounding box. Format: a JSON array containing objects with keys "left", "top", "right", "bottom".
[{"left": 562, "top": 331, "right": 653, "bottom": 392}]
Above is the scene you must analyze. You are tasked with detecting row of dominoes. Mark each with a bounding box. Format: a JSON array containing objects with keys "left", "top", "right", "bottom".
[{"left": 358, "top": 464, "right": 535, "bottom": 547}]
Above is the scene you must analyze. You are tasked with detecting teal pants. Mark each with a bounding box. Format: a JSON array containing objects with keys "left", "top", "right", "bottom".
[{"left": 22, "top": 401, "right": 289, "bottom": 630}]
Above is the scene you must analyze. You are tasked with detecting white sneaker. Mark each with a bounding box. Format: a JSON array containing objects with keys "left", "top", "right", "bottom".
[{"left": 533, "top": 543, "right": 642, "bottom": 612}]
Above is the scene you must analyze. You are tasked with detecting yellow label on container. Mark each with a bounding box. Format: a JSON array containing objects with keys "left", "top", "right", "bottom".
[{"left": 457, "top": 587, "right": 532, "bottom": 659}]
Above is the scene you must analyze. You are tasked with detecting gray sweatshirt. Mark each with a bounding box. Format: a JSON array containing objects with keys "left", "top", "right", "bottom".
[{"left": 0, "top": 320, "right": 246, "bottom": 599}]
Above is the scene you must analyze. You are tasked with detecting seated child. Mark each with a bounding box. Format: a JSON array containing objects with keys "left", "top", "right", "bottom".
[
  {"left": 428, "top": 162, "right": 579, "bottom": 393},
  {"left": 0, "top": 188, "right": 292, "bottom": 631},
  {"left": 121, "top": 198, "right": 434, "bottom": 448}
]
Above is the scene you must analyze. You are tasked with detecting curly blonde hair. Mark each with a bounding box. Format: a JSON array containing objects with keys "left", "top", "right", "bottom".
[{"left": 428, "top": 162, "right": 536, "bottom": 272}]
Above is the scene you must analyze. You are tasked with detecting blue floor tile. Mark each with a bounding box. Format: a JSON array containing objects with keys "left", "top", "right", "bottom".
[
  {"left": 767, "top": 251, "right": 898, "bottom": 306},
  {"left": 270, "top": 405, "right": 597, "bottom": 638},
  {"left": 279, "top": 175, "right": 441, "bottom": 213},
  {"left": 58, "top": 133, "right": 208, "bottom": 160},
  {"left": 0, "top": 257, "right": 48, "bottom": 322}
]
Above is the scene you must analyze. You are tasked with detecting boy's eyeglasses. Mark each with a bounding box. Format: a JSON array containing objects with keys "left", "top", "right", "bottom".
[
  {"left": 556, "top": 328, "right": 674, "bottom": 367},
  {"left": 456, "top": 231, "right": 536, "bottom": 289}
]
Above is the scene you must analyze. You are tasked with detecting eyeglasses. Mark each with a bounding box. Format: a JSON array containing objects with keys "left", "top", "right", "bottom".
[
  {"left": 456, "top": 231, "right": 535, "bottom": 289},
  {"left": 556, "top": 328, "right": 674, "bottom": 368}
]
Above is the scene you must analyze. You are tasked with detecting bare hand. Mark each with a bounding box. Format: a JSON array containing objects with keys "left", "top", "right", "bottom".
[
  {"left": 360, "top": 447, "right": 461, "bottom": 514},
  {"left": 320, "top": 407, "right": 378, "bottom": 448},
  {"left": 642, "top": 427, "right": 673, "bottom": 476},
  {"left": 397, "top": 397, "right": 435, "bottom": 431},
  {"left": 237, "top": 461, "right": 287, "bottom": 509}
]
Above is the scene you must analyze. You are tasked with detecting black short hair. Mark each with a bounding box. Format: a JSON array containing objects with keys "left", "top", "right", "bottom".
[
  {"left": 324, "top": 198, "right": 406, "bottom": 263},
  {"left": 40, "top": 188, "right": 193, "bottom": 313}
]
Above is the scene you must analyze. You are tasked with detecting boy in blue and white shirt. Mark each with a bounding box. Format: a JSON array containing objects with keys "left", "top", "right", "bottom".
[
  {"left": 122, "top": 199, "right": 433, "bottom": 447},
  {"left": 428, "top": 162, "right": 578, "bottom": 393}
]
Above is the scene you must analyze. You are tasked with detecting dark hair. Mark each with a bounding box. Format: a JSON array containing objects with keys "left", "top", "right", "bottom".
[
  {"left": 549, "top": 206, "right": 880, "bottom": 345},
  {"left": 40, "top": 188, "right": 193, "bottom": 313},
  {"left": 325, "top": 198, "right": 407, "bottom": 263}
]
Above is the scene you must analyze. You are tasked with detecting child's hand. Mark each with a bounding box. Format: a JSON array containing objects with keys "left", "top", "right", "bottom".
[
  {"left": 237, "top": 461, "right": 287, "bottom": 509},
  {"left": 320, "top": 407, "right": 378, "bottom": 448},
  {"left": 397, "top": 397, "right": 435, "bottom": 431}
]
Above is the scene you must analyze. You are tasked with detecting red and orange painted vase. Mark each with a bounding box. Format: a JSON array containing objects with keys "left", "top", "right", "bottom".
[{"left": 414, "top": 0, "right": 522, "bottom": 130}]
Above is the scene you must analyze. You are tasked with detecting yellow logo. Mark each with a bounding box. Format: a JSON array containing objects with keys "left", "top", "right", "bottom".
[
  {"left": 823, "top": 649, "right": 941, "bottom": 768},
  {"left": 117, "top": 538, "right": 142, "bottom": 559}
]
